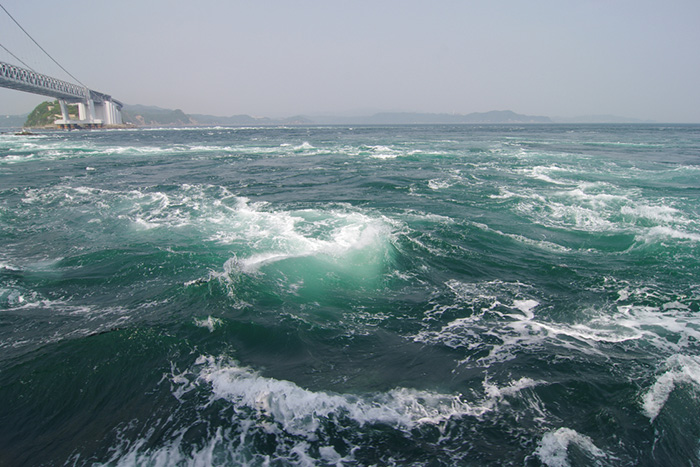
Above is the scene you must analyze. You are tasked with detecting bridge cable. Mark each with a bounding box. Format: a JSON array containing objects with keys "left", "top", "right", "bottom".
[
  {"left": 0, "top": 2, "right": 88, "bottom": 88},
  {"left": 0, "top": 41, "right": 36, "bottom": 71}
]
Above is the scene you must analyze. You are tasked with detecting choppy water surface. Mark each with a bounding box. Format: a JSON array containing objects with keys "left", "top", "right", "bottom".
[{"left": 1, "top": 124, "right": 699, "bottom": 466}]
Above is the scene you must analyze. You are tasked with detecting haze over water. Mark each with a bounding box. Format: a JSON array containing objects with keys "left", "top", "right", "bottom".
[
  {"left": 2, "top": 1, "right": 700, "bottom": 123},
  {"left": 1, "top": 124, "right": 700, "bottom": 465}
]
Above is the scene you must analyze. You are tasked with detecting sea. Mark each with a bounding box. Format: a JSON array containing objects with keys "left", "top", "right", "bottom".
[{"left": 1, "top": 124, "right": 699, "bottom": 466}]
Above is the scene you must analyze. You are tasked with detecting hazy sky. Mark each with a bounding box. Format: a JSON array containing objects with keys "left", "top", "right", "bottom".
[{"left": 1, "top": 0, "right": 699, "bottom": 122}]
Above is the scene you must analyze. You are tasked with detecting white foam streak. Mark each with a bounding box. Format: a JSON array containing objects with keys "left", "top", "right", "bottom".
[
  {"left": 177, "top": 355, "right": 542, "bottom": 442},
  {"left": 193, "top": 316, "right": 223, "bottom": 332},
  {"left": 512, "top": 299, "right": 539, "bottom": 319},
  {"left": 482, "top": 377, "right": 541, "bottom": 405},
  {"left": 523, "top": 165, "right": 568, "bottom": 185},
  {"left": 108, "top": 427, "right": 226, "bottom": 467},
  {"left": 560, "top": 186, "right": 627, "bottom": 207},
  {"left": 621, "top": 204, "right": 680, "bottom": 223},
  {"left": 640, "top": 226, "right": 700, "bottom": 243},
  {"left": 472, "top": 222, "right": 572, "bottom": 252},
  {"left": 0, "top": 261, "right": 19, "bottom": 271},
  {"left": 428, "top": 179, "right": 451, "bottom": 190},
  {"left": 194, "top": 355, "right": 483, "bottom": 436},
  {"left": 641, "top": 354, "right": 700, "bottom": 422},
  {"left": 535, "top": 427, "right": 607, "bottom": 467},
  {"left": 367, "top": 145, "right": 402, "bottom": 159},
  {"left": 218, "top": 206, "right": 394, "bottom": 277},
  {"left": 505, "top": 178, "right": 699, "bottom": 247},
  {"left": 417, "top": 280, "right": 700, "bottom": 365}
]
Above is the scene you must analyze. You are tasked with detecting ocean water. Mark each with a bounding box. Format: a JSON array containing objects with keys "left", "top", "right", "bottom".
[{"left": 1, "top": 124, "right": 699, "bottom": 466}]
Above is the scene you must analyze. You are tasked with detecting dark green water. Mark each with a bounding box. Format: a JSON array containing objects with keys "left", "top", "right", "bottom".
[{"left": 1, "top": 124, "right": 699, "bottom": 466}]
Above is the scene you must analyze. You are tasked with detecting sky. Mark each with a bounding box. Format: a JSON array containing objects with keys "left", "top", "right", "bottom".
[{"left": 1, "top": 0, "right": 699, "bottom": 122}]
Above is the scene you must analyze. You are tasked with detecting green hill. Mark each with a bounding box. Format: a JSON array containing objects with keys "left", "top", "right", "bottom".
[{"left": 25, "top": 100, "right": 78, "bottom": 127}]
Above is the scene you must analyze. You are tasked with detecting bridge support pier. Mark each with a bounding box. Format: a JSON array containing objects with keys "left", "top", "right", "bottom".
[
  {"left": 56, "top": 96, "right": 124, "bottom": 129},
  {"left": 58, "top": 99, "right": 70, "bottom": 122}
]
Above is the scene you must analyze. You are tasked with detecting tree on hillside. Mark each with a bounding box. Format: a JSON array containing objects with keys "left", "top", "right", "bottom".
[{"left": 24, "top": 100, "right": 78, "bottom": 127}]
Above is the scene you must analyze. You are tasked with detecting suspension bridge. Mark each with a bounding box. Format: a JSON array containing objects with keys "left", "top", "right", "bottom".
[{"left": 0, "top": 4, "right": 122, "bottom": 128}]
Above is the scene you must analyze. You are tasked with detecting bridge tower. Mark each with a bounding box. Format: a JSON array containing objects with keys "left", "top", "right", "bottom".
[{"left": 56, "top": 89, "right": 123, "bottom": 129}]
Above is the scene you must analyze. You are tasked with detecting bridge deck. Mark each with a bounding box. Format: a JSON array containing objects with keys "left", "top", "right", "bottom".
[{"left": 0, "top": 60, "right": 88, "bottom": 102}]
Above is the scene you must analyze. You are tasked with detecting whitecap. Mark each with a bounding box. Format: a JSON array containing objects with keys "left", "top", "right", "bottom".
[
  {"left": 170, "top": 355, "right": 543, "bottom": 439},
  {"left": 415, "top": 279, "right": 700, "bottom": 365},
  {"left": 534, "top": 427, "right": 607, "bottom": 467},
  {"left": 471, "top": 222, "right": 572, "bottom": 252},
  {"left": 219, "top": 207, "right": 396, "bottom": 278},
  {"left": 638, "top": 225, "right": 700, "bottom": 243},
  {"left": 428, "top": 179, "right": 451, "bottom": 190},
  {"left": 194, "top": 316, "right": 223, "bottom": 332},
  {"left": 512, "top": 299, "right": 539, "bottom": 319},
  {"left": 367, "top": 144, "right": 401, "bottom": 159},
  {"left": 522, "top": 165, "right": 568, "bottom": 185},
  {"left": 621, "top": 203, "right": 681, "bottom": 224},
  {"left": 186, "top": 355, "right": 487, "bottom": 438},
  {"left": 489, "top": 188, "right": 519, "bottom": 200},
  {"left": 482, "top": 376, "right": 542, "bottom": 407},
  {"left": 370, "top": 153, "right": 399, "bottom": 160},
  {"left": 0, "top": 261, "right": 19, "bottom": 272},
  {"left": 641, "top": 354, "right": 700, "bottom": 422}
]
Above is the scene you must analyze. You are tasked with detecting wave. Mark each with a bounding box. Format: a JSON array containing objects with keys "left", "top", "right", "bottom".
[
  {"left": 102, "top": 355, "right": 542, "bottom": 465},
  {"left": 486, "top": 178, "right": 700, "bottom": 252},
  {"left": 641, "top": 354, "right": 700, "bottom": 422},
  {"left": 414, "top": 278, "right": 700, "bottom": 366},
  {"left": 534, "top": 427, "right": 609, "bottom": 467}
]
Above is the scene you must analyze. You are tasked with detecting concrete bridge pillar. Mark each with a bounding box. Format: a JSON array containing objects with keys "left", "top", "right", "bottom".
[
  {"left": 58, "top": 99, "right": 70, "bottom": 122},
  {"left": 86, "top": 98, "right": 96, "bottom": 123}
]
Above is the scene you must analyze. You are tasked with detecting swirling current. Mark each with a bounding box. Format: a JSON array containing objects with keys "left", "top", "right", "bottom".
[{"left": 1, "top": 124, "right": 700, "bottom": 466}]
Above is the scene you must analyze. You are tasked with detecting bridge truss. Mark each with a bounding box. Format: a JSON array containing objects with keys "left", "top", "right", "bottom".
[{"left": 0, "top": 60, "right": 123, "bottom": 128}]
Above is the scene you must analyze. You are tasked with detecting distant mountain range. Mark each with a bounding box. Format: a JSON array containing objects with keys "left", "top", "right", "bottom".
[
  {"left": 110, "top": 106, "right": 662, "bottom": 126},
  {"left": 1, "top": 103, "right": 656, "bottom": 128},
  {"left": 312, "top": 110, "right": 552, "bottom": 125},
  {"left": 121, "top": 106, "right": 553, "bottom": 126},
  {"left": 551, "top": 114, "right": 656, "bottom": 124}
]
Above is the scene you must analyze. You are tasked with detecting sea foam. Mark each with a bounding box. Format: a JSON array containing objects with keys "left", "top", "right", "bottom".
[
  {"left": 534, "top": 427, "right": 608, "bottom": 467},
  {"left": 642, "top": 354, "right": 700, "bottom": 422},
  {"left": 113, "top": 355, "right": 544, "bottom": 466},
  {"left": 415, "top": 277, "right": 700, "bottom": 368},
  {"left": 172, "top": 355, "right": 542, "bottom": 432}
]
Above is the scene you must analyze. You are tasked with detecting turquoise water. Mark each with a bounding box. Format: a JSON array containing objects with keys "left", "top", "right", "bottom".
[{"left": 1, "top": 124, "right": 699, "bottom": 466}]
